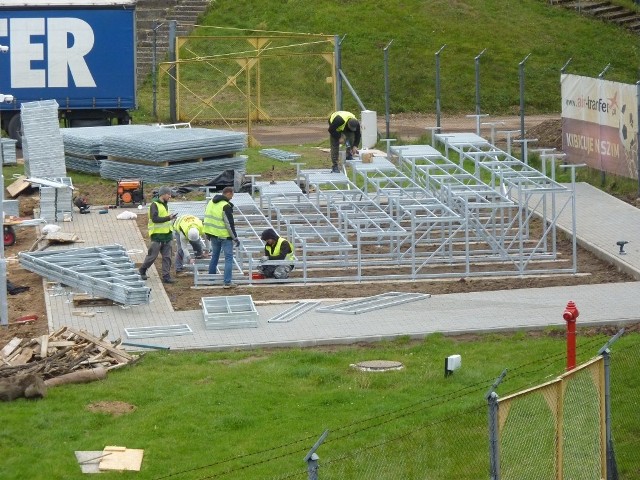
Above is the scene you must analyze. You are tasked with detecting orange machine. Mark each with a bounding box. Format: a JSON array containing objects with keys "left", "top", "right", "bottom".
[{"left": 115, "top": 179, "right": 144, "bottom": 207}]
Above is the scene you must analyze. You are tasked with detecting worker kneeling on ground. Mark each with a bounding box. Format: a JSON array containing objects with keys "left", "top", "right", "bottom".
[
  {"left": 259, "top": 228, "right": 295, "bottom": 279},
  {"left": 173, "top": 213, "right": 207, "bottom": 274},
  {"left": 73, "top": 193, "right": 91, "bottom": 214}
]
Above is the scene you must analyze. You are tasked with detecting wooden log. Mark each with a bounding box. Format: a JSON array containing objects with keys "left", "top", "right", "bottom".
[{"left": 44, "top": 367, "right": 107, "bottom": 387}]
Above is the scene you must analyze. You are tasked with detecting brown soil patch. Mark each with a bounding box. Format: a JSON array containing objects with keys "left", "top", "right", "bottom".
[{"left": 86, "top": 400, "right": 137, "bottom": 416}]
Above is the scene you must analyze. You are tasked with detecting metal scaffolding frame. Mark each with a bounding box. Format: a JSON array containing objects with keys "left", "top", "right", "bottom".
[
  {"left": 181, "top": 130, "right": 577, "bottom": 285},
  {"left": 429, "top": 133, "right": 575, "bottom": 274},
  {"left": 18, "top": 245, "right": 151, "bottom": 305}
]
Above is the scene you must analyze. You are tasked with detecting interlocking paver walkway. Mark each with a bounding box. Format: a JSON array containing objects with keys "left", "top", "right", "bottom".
[{"left": 45, "top": 183, "right": 640, "bottom": 351}]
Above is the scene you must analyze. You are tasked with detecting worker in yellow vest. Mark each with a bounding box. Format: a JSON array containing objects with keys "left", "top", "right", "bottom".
[
  {"left": 139, "top": 186, "right": 177, "bottom": 284},
  {"left": 328, "top": 111, "right": 361, "bottom": 173},
  {"left": 259, "top": 228, "right": 295, "bottom": 279},
  {"left": 173, "top": 213, "right": 206, "bottom": 274},
  {"left": 203, "top": 186, "right": 240, "bottom": 288}
]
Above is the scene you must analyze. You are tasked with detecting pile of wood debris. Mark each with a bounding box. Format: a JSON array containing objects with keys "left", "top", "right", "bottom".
[{"left": 0, "top": 326, "right": 138, "bottom": 381}]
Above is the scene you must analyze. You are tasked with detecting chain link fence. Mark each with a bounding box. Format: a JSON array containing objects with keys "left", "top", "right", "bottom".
[
  {"left": 157, "top": 330, "right": 637, "bottom": 479},
  {"left": 496, "top": 357, "right": 605, "bottom": 480}
]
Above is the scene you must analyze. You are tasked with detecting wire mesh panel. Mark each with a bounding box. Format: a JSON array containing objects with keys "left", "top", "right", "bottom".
[
  {"left": 318, "top": 406, "right": 489, "bottom": 479},
  {"left": 609, "top": 337, "right": 640, "bottom": 478},
  {"left": 497, "top": 357, "right": 605, "bottom": 480}
]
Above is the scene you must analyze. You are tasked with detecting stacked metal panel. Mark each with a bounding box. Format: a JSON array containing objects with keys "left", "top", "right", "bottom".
[
  {"left": 1, "top": 138, "right": 17, "bottom": 165},
  {"left": 202, "top": 295, "right": 259, "bottom": 329},
  {"left": 99, "top": 155, "right": 247, "bottom": 183},
  {"left": 64, "top": 155, "right": 102, "bottom": 174},
  {"left": 101, "top": 128, "right": 247, "bottom": 162},
  {"left": 39, "top": 177, "right": 74, "bottom": 222},
  {"left": 20, "top": 100, "right": 66, "bottom": 178},
  {"left": 61, "top": 125, "right": 248, "bottom": 183},
  {"left": 18, "top": 245, "right": 151, "bottom": 305},
  {"left": 259, "top": 148, "right": 301, "bottom": 162},
  {"left": 62, "top": 125, "right": 156, "bottom": 174},
  {"left": 62, "top": 125, "right": 156, "bottom": 156},
  {"left": 2, "top": 199, "right": 19, "bottom": 217}
]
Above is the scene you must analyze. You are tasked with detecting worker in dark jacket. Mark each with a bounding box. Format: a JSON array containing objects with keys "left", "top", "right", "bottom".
[
  {"left": 139, "top": 186, "right": 177, "bottom": 284},
  {"left": 73, "top": 193, "right": 91, "bottom": 214},
  {"left": 203, "top": 186, "right": 239, "bottom": 288},
  {"left": 259, "top": 228, "right": 295, "bottom": 279},
  {"left": 328, "top": 111, "right": 361, "bottom": 173}
]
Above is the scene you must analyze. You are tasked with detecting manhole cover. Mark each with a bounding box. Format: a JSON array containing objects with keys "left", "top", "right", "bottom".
[{"left": 351, "top": 360, "right": 404, "bottom": 372}]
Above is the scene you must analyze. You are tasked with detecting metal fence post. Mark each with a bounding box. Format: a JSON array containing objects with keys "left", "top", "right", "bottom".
[
  {"left": 435, "top": 44, "right": 446, "bottom": 129},
  {"left": 474, "top": 49, "right": 486, "bottom": 117},
  {"left": 335, "top": 35, "right": 343, "bottom": 111},
  {"left": 305, "top": 430, "right": 329, "bottom": 480},
  {"left": 518, "top": 53, "right": 531, "bottom": 156},
  {"left": 383, "top": 40, "right": 393, "bottom": 140},
  {"left": 168, "top": 20, "right": 177, "bottom": 123},
  {"left": 598, "top": 328, "right": 625, "bottom": 480},
  {"left": 152, "top": 20, "right": 161, "bottom": 119},
  {"left": 486, "top": 369, "right": 507, "bottom": 480}
]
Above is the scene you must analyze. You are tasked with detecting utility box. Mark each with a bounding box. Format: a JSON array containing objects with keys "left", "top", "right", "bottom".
[
  {"left": 361, "top": 110, "right": 377, "bottom": 149},
  {"left": 445, "top": 354, "right": 462, "bottom": 377}
]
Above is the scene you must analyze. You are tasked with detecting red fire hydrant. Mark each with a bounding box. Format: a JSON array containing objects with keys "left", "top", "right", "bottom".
[{"left": 563, "top": 300, "right": 579, "bottom": 371}]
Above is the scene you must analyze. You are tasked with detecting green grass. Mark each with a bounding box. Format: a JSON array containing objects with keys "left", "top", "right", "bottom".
[
  {"left": 134, "top": 0, "right": 640, "bottom": 122},
  {"left": 1, "top": 331, "right": 638, "bottom": 479}
]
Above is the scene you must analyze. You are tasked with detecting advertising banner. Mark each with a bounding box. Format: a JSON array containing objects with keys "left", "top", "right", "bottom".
[{"left": 561, "top": 74, "right": 638, "bottom": 179}]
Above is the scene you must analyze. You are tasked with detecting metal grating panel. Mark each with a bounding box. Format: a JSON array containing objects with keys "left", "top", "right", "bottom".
[
  {"left": 124, "top": 324, "right": 193, "bottom": 338},
  {"left": 316, "top": 292, "right": 430, "bottom": 315},
  {"left": 267, "top": 301, "right": 320, "bottom": 323},
  {"left": 202, "top": 295, "right": 259, "bottom": 329}
]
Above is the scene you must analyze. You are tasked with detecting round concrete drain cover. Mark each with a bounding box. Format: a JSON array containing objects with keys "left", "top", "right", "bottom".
[{"left": 351, "top": 360, "right": 404, "bottom": 372}]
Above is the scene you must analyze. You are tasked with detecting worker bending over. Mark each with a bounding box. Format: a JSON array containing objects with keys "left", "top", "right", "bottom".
[
  {"left": 328, "top": 110, "right": 361, "bottom": 173},
  {"left": 173, "top": 213, "right": 206, "bottom": 274},
  {"left": 259, "top": 228, "right": 295, "bottom": 279}
]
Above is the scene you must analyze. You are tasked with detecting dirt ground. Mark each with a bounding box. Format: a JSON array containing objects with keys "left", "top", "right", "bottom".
[{"left": 2, "top": 115, "right": 638, "bottom": 346}]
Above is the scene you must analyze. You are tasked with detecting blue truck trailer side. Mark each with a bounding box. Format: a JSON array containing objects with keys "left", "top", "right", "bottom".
[{"left": 0, "top": 0, "right": 137, "bottom": 146}]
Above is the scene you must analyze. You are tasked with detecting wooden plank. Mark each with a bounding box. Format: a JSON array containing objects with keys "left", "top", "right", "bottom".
[
  {"left": 99, "top": 447, "right": 144, "bottom": 472},
  {"left": 11, "top": 347, "right": 35, "bottom": 365},
  {"left": 39, "top": 334, "right": 49, "bottom": 358},
  {"left": 49, "top": 326, "right": 68, "bottom": 340},
  {"left": 45, "top": 232, "right": 80, "bottom": 242},
  {"left": 67, "top": 329, "right": 133, "bottom": 363},
  {"left": 6, "top": 176, "right": 30, "bottom": 198},
  {"left": 47, "top": 340, "right": 77, "bottom": 348},
  {"left": 1, "top": 337, "right": 22, "bottom": 357}
]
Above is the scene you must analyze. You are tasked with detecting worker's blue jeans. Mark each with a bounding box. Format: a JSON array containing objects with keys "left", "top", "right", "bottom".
[{"left": 208, "top": 236, "right": 234, "bottom": 284}]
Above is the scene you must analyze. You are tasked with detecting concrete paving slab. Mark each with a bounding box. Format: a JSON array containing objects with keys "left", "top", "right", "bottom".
[{"left": 44, "top": 183, "right": 640, "bottom": 352}]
